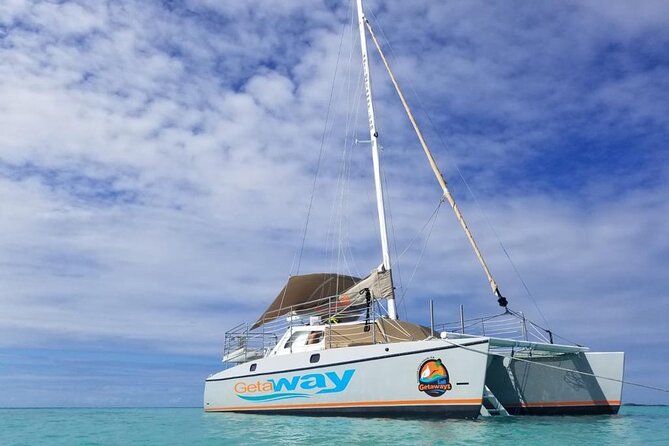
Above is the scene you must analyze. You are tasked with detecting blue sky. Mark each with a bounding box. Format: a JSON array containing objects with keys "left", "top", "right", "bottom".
[{"left": 0, "top": 0, "right": 667, "bottom": 407}]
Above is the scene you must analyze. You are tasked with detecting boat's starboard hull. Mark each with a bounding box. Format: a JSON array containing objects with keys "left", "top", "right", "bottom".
[{"left": 485, "top": 351, "right": 624, "bottom": 415}]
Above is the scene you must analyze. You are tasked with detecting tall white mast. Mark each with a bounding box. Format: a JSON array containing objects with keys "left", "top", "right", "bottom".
[{"left": 356, "top": 0, "right": 397, "bottom": 320}]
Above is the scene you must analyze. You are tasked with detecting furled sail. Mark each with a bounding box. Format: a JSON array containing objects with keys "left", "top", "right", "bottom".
[
  {"left": 337, "top": 267, "right": 393, "bottom": 303},
  {"left": 323, "top": 267, "right": 394, "bottom": 324}
]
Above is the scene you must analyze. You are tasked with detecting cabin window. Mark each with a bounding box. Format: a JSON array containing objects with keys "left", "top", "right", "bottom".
[
  {"left": 283, "top": 330, "right": 324, "bottom": 351},
  {"left": 310, "top": 354, "right": 320, "bottom": 363},
  {"left": 284, "top": 331, "right": 304, "bottom": 349},
  {"left": 249, "top": 363, "right": 257, "bottom": 372},
  {"left": 306, "top": 331, "right": 323, "bottom": 345}
]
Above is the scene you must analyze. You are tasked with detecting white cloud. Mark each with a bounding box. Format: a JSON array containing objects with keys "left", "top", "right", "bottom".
[{"left": 0, "top": 0, "right": 667, "bottom": 405}]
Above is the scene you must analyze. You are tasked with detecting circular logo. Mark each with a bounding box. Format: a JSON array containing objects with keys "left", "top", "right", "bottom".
[{"left": 417, "top": 358, "right": 452, "bottom": 397}]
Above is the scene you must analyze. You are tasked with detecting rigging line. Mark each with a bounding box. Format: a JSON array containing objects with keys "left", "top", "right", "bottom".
[
  {"left": 497, "top": 238, "right": 551, "bottom": 329},
  {"left": 339, "top": 157, "right": 354, "bottom": 277},
  {"left": 365, "top": 19, "right": 504, "bottom": 308},
  {"left": 504, "top": 307, "right": 562, "bottom": 344},
  {"left": 380, "top": 157, "right": 408, "bottom": 320},
  {"left": 331, "top": 4, "right": 357, "bottom": 277},
  {"left": 440, "top": 338, "right": 669, "bottom": 394},
  {"left": 392, "top": 198, "right": 442, "bottom": 323},
  {"left": 337, "top": 21, "right": 369, "bottom": 278},
  {"left": 548, "top": 331, "right": 588, "bottom": 349},
  {"left": 382, "top": 315, "right": 414, "bottom": 339},
  {"left": 294, "top": 14, "right": 348, "bottom": 276},
  {"left": 343, "top": 86, "right": 364, "bottom": 278},
  {"left": 326, "top": 9, "right": 356, "bottom": 275},
  {"left": 329, "top": 99, "right": 348, "bottom": 272},
  {"left": 395, "top": 198, "right": 444, "bottom": 264},
  {"left": 327, "top": 120, "right": 354, "bottom": 273},
  {"left": 334, "top": 46, "right": 364, "bottom": 277},
  {"left": 338, "top": 113, "right": 357, "bottom": 277},
  {"left": 400, "top": 198, "right": 443, "bottom": 301},
  {"left": 368, "top": 10, "right": 548, "bottom": 326},
  {"left": 339, "top": 7, "right": 361, "bottom": 279},
  {"left": 336, "top": 149, "right": 349, "bottom": 275}
]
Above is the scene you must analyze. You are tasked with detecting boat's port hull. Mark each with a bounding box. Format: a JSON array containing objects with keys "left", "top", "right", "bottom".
[
  {"left": 204, "top": 338, "right": 490, "bottom": 419},
  {"left": 485, "top": 351, "right": 624, "bottom": 415},
  {"left": 504, "top": 403, "right": 620, "bottom": 416}
]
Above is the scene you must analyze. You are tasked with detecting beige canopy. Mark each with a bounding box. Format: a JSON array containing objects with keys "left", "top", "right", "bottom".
[
  {"left": 252, "top": 273, "right": 360, "bottom": 329},
  {"left": 324, "top": 319, "right": 432, "bottom": 349},
  {"left": 252, "top": 269, "right": 395, "bottom": 329}
]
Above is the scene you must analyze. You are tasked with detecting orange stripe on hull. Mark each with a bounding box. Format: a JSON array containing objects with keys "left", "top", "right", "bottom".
[
  {"left": 206, "top": 398, "right": 483, "bottom": 412},
  {"left": 507, "top": 400, "right": 621, "bottom": 408}
]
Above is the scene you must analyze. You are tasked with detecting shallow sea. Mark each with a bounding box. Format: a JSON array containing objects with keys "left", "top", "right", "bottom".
[{"left": 1, "top": 406, "right": 667, "bottom": 445}]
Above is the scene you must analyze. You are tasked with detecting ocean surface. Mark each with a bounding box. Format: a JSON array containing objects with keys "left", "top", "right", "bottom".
[{"left": 1, "top": 406, "right": 667, "bottom": 445}]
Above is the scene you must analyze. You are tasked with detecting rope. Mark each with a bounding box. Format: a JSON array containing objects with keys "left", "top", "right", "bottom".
[
  {"left": 393, "top": 199, "right": 444, "bottom": 318},
  {"left": 330, "top": 17, "right": 357, "bottom": 277},
  {"left": 395, "top": 199, "right": 444, "bottom": 264},
  {"left": 367, "top": 9, "right": 552, "bottom": 327},
  {"left": 441, "top": 337, "right": 669, "bottom": 394},
  {"left": 400, "top": 199, "right": 443, "bottom": 302},
  {"left": 380, "top": 155, "right": 409, "bottom": 319},
  {"left": 365, "top": 18, "right": 505, "bottom": 307},
  {"left": 393, "top": 199, "right": 444, "bottom": 317},
  {"left": 337, "top": 0, "right": 360, "bottom": 279},
  {"left": 326, "top": 54, "right": 363, "bottom": 277},
  {"left": 293, "top": 15, "right": 348, "bottom": 276},
  {"left": 381, "top": 317, "right": 413, "bottom": 340}
]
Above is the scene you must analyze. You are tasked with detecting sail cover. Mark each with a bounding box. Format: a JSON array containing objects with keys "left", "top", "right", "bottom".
[
  {"left": 338, "top": 267, "right": 393, "bottom": 302},
  {"left": 251, "top": 273, "right": 360, "bottom": 329}
]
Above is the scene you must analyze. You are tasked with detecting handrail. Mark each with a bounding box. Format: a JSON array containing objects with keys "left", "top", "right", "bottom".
[
  {"left": 222, "top": 291, "right": 384, "bottom": 364},
  {"left": 435, "top": 311, "right": 554, "bottom": 344}
]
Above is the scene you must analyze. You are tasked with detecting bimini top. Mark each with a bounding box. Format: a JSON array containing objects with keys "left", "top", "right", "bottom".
[
  {"left": 252, "top": 273, "right": 360, "bottom": 329},
  {"left": 251, "top": 269, "right": 395, "bottom": 329}
]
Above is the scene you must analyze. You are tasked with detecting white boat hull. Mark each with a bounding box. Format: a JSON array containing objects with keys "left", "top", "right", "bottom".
[
  {"left": 485, "top": 351, "right": 624, "bottom": 415},
  {"left": 204, "top": 338, "right": 490, "bottom": 418}
]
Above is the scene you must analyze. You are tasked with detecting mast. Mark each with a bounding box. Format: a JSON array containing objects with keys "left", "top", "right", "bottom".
[
  {"left": 356, "top": 0, "right": 398, "bottom": 320},
  {"left": 363, "top": 19, "right": 508, "bottom": 308}
]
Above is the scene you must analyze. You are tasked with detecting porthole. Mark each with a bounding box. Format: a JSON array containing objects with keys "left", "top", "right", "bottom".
[
  {"left": 310, "top": 354, "right": 320, "bottom": 363},
  {"left": 250, "top": 363, "right": 257, "bottom": 372}
]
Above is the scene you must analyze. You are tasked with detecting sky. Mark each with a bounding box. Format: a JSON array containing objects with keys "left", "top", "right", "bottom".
[{"left": 0, "top": 0, "right": 667, "bottom": 407}]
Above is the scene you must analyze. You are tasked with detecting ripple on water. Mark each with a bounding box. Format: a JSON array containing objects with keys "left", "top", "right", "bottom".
[{"left": 0, "top": 406, "right": 667, "bottom": 446}]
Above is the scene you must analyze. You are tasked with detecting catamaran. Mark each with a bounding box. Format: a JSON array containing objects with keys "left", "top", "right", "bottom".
[{"left": 204, "top": 0, "right": 624, "bottom": 418}]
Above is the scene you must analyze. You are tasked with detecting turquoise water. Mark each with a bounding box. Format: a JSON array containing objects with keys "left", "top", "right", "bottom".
[{"left": 1, "top": 406, "right": 667, "bottom": 445}]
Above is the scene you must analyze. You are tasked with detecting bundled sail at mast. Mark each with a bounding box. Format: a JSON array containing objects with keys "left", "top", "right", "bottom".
[
  {"left": 251, "top": 269, "right": 394, "bottom": 329},
  {"left": 338, "top": 267, "right": 393, "bottom": 302}
]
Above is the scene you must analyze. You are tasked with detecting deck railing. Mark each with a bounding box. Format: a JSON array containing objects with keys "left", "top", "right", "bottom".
[
  {"left": 221, "top": 291, "right": 382, "bottom": 365},
  {"left": 222, "top": 299, "right": 558, "bottom": 366},
  {"left": 435, "top": 311, "right": 553, "bottom": 344}
]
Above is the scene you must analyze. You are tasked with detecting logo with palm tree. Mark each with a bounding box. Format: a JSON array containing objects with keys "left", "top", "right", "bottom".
[{"left": 418, "top": 358, "right": 452, "bottom": 397}]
